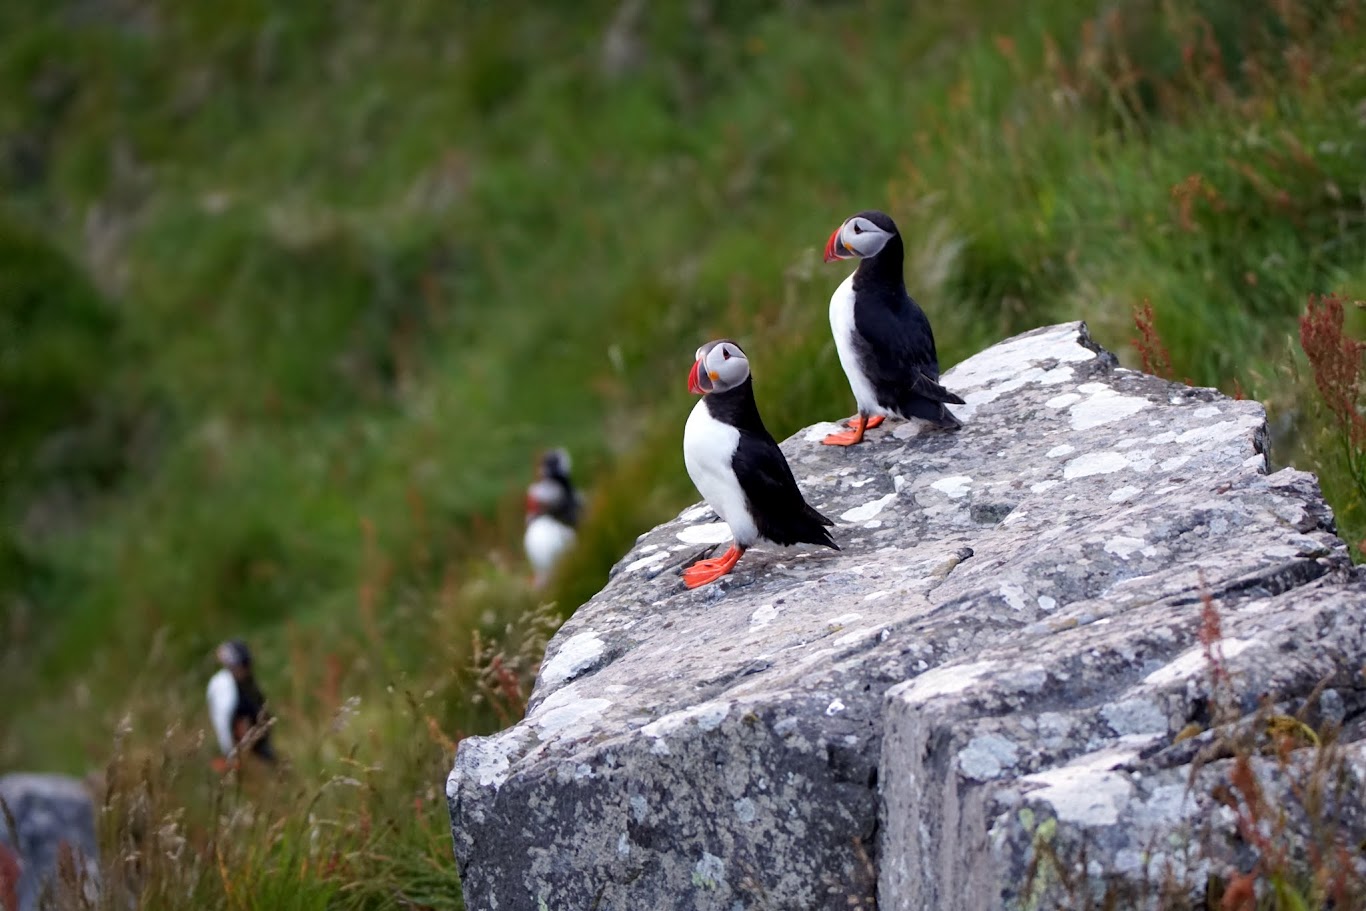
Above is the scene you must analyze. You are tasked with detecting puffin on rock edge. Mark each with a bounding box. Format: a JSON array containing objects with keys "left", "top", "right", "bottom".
[
  {"left": 524, "top": 448, "right": 581, "bottom": 589},
  {"left": 206, "top": 639, "right": 276, "bottom": 772},
  {"left": 682, "top": 339, "right": 838, "bottom": 589},
  {"left": 822, "top": 210, "right": 964, "bottom": 446}
]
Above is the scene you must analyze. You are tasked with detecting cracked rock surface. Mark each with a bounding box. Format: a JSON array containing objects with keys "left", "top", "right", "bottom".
[{"left": 447, "top": 322, "right": 1366, "bottom": 910}]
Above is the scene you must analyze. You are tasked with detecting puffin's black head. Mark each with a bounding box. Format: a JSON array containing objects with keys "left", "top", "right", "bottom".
[
  {"left": 687, "top": 339, "right": 751, "bottom": 395},
  {"left": 527, "top": 449, "right": 574, "bottom": 518},
  {"left": 824, "top": 210, "right": 900, "bottom": 263},
  {"left": 539, "top": 449, "right": 572, "bottom": 483},
  {"left": 216, "top": 639, "right": 253, "bottom": 673}
]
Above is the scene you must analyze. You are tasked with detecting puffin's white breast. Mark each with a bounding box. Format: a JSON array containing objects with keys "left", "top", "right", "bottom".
[
  {"left": 524, "top": 515, "right": 576, "bottom": 581},
  {"left": 683, "top": 400, "right": 759, "bottom": 547},
  {"left": 206, "top": 668, "right": 238, "bottom": 756},
  {"left": 829, "top": 273, "right": 883, "bottom": 416}
]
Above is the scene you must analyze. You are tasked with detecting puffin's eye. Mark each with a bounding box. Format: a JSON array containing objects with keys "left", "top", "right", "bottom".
[
  {"left": 852, "top": 222, "right": 864, "bottom": 235},
  {"left": 721, "top": 348, "right": 732, "bottom": 360}
]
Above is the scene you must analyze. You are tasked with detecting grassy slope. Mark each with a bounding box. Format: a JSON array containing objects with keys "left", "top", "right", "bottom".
[{"left": 0, "top": 0, "right": 1363, "bottom": 906}]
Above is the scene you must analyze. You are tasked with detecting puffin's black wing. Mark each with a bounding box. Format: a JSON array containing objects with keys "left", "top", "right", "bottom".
[
  {"left": 854, "top": 293, "right": 965, "bottom": 425},
  {"left": 733, "top": 432, "right": 838, "bottom": 549},
  {"left": 236, "top": 678, "right": 277, "bottom": 762}
]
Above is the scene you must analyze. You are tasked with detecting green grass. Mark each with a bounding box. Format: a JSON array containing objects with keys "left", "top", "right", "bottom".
[{"left": 1, "top": 0, "right": 1364, "bottom": 906}]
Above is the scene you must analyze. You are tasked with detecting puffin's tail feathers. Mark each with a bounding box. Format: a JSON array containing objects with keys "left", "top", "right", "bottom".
[
  {"left": 910, "top": 372, "right": 966, "bottom": 406},
  {"left": 802, "top": 505, "right": 840, "bottom": 550},
  {"left": 901, "top": 387, "right": 965, "bottom": 431}
]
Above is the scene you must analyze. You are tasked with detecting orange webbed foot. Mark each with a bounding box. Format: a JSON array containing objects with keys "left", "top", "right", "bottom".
[
  {"left": 823, "top": 414, "right": 871, "bottom": 446},
  {"left": 210, "top": 756, "right": 239, "bottom": 775},
  {"left": 843, "top": 415, "right": 884, "bottom": 430},
  {"left": 682, "top": 545, "right": 744, "bottom": 589}
]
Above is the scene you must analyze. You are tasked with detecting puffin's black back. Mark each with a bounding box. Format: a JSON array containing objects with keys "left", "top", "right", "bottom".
[
  {"left": 704, "top": 379, "right": 838, "bottom": 549},
  {"left": 235, "top": 674, "right": 276, "bottom": 761},
  {"left": 849, "top": 212, "right": 964, "bottom": 426}
]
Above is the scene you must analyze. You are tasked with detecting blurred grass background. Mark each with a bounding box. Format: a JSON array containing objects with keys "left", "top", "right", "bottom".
[{"left": 0, "top": 0, "right": 1363, "bottom": 906}]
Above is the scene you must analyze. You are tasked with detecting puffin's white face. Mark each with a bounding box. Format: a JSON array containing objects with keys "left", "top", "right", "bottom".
[
  {"left": 216, "top": 640, "right": 251, "bottom": 677},
  {"left": 688, "top": 339, "right": 751, "bottom": 395},
  {"left": 824, "top": 214, "right": 894, "bottom": 262}
]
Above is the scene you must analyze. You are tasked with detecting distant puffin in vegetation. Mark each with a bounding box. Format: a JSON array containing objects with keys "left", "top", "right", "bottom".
[
  {"left": 822, "top": 210, "right": 964, "bottom": 446},
  {"left": 524, "top": 449, "right": 581, "bottom": 588},
  {"left": 206, "top": 639, "right": 276, "bottom": 771},
  {"left": 682, "top": 339, "right": 838, "bottom": 588}
]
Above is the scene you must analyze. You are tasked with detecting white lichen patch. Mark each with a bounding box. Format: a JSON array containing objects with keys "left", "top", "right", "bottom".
[
  {"left": 802, "top": 421, "right": 847, "bottom": 443},
  {"left": 1047, "top": 444, "right": 1075, "bottom": 458},
  {"left": 1063, "top": 451, "right": 1129, "bottom": 479},
  {"left": 1108, "top": 486, "right": 1142, "bottom": 503},
  {"left": 930, "top": 476, "right": 973, "bottom": 498},
  {"left": 692, "top": 852, "right": 726, "bottom": 889},
  {"left": 1046, "top": 392, "right": 1082, "bottom": 409},
  {"left": 840, "top": 492, "right": 898, "bottom": 523},
  {"left": 825, "top": 698, "right": 846, "bottom": 716},
  {"left": 624, "top": 550, "right": 670, "bottom": 573},
  {"left": 540, "top": 631, "right": 606, "bottom": 689},
  {"left": 998, "top": 582, "right": 1028, "bottom": 611},
  {"left": 676, "top": 503, "right": 713, "bottom": 522},
  {"left": 749, "top": 604, "right": 780, "bottom": 627},
  {"left": 828, "top": 612, "right": 863, "bottom": 627},
  {"left": 958, "top": 733, "right": 1020, "bottom": 780},
  {"left": 641, "top": 700, "right": 731, "bottom": 738},
  {"left": 834, "top": 627, "right": 879, "bottom": 647},
  {"left": 1068, "top": 388, "right": 1151, "bottom": 431},
  {"left": 451, "top": 729, "right": 529, "bottom": 792},
  {"left": 1175, "top": 417, "right": 1263, "bottom": 447},
  {"left": 534, "top": 695, "right": 613, "bottom": 739},
  {"left": 1143, "top": 638, "right": 1255, "bottom": 687},
  {"left": 1020, "top": 742, "right": 1149, "bottom": 825},
  {"left": 1030, "top": 480, "right": 1060, "bottom": 493},
  {"left": 893, "top": 660, "right": 998, "bottom": 704},
  {"left": 676, "top": 523, "right": 734, "bottom": 545}
]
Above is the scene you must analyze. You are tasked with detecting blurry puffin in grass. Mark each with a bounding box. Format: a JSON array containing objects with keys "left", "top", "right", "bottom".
[
  {"left": 524, "top": 448, "right": 581, "bottom": 589},
  {"left": 206, "top": 639, "right": 276, "bottom": 773},
  {"left": 682, "top": 339, "right": 838, "bottom": 589},
  {"left": 822, "top": 210, "right": 964, "bottom": 446}
]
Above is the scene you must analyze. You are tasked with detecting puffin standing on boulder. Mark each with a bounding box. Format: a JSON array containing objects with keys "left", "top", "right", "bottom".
[
  {"left": 682, "top": 339, "right": 838, "bottom": 588},
  {"left": 206, "top": 639, "right": 276, "bottom": 772},
  {"left": 821, "top": 210, "right": 964, "bottom": 446},
  {"left": 524, "top": 449, "right": 581, "bottom": 589}
]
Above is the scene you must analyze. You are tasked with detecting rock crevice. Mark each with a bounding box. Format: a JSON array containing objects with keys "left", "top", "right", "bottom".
[{"left": 448, "top": 323, "right": 1366, "bottom": 910}]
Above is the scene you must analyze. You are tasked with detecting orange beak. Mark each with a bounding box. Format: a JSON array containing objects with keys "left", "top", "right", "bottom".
[
  {"left": 824, "top": 225, "right": 853, "bottom": 263},
  {"left": 688, "top": 359, "right": 705, "bottom": 395}
]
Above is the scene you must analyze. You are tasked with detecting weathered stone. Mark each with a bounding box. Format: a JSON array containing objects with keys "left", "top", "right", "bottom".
[
  {"left": 0, "top": 773, "right": 99, "bottom": 911},
  {"left": 447, "top": 323, "right": 1366, "bottom": 910}
]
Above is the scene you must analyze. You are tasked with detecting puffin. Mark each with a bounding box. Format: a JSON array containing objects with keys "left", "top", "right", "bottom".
[
  {"left": 682, "top": 339, "right": 838, "bottom": 588},
  {"left": 206, "top": 639, "right": 276, "bottom": 771},
  {"left": 821, "top": 210, "right": 964, "bottom": 446},
  {"left": 524, "top": 448, "right": 581, "bottom": 588}
]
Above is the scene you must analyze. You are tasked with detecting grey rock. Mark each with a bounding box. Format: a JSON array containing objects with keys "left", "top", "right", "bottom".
[
  {"left": 0, "top": 773, "right": 99, "bottom": 911},
  {"left": 448, "top": 323, "right": 1366, "bottom": 910}
]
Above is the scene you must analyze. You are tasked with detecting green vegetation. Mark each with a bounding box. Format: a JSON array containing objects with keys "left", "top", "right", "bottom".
[{"left": 0, "top": 0, "right": 1362, "bottom": 906}]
